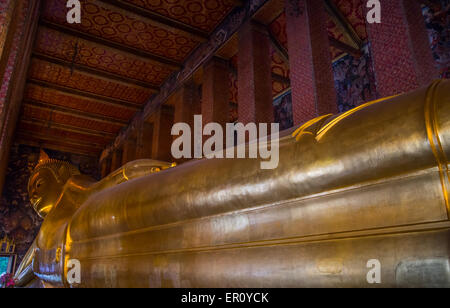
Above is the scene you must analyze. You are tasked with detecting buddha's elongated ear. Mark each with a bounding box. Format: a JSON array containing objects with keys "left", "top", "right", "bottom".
[{"left": 58, "top": 165, "right": 67, "bottom": 179}]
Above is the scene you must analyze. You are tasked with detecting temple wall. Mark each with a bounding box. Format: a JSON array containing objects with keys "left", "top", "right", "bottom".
[
  {"left": 333, "top": 43, "right": 378, "bottom": 112},
  {"left": 423, "top": 0, "right": 450, "bottom": 78},
  {"left": 0, "top": 0, "right": 28, "bottom": 115},
  {"left": 0, "top": 0, "right": 13, "bottom": 57},
  {"left": 0, "top": 0, "right": 35, "bottom": 201},
  {"left": 0, "top": 144, "right": 99, "bottom": 264}
]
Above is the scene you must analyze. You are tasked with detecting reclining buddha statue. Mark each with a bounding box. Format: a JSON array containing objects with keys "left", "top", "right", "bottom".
[{"left": 15, "top": 80, "right": 450, "bottom": 287}]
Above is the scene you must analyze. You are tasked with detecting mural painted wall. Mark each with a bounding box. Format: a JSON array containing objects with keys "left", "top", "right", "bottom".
[
  {"left": 423, "top": 0, "right": 450, "bottom": 78},
  {"left": 0, "top": 144, "right": 99, "bottom": 264},
  {"left": 332, "top": 44, "right": 378, "bottom": 113},
  {"left": 274, "top": 91, "right": 294, "bottom": 131}
]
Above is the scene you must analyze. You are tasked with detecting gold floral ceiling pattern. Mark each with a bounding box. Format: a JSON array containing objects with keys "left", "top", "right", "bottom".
[
  {"left": 28, "top": 58, "right": 154, "bottom": 104},
  {"left": 24, "top": 83, "right": 136, "bottom": 120},
  {"left": 122, "top": 0, "right": 237, "bottom": 32},
  {"left": 42, "top": 0, "right": 202, "bottom": 62},
  {"left": 34, "top": 27, "right": 174, "bottom": 85}
]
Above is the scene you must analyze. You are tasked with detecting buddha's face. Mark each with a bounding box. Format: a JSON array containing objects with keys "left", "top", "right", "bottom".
[{"left": 28, "top": 168, "right": 62, "bottom": 218}]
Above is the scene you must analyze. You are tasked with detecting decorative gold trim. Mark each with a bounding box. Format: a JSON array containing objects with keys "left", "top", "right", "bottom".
[
  {"left": 424, "top": 80, "right": 450, "bottom": 218},
  {"left": 292, "top": 114, "right": 333, "bottom": 141},
  {"left": 316, "top": 94, "right": 400, "bottom": 141}
]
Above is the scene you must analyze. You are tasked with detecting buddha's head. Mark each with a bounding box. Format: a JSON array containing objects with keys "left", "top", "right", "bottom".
[{"left": 28, "top": 150, "right": 80, "bottom": 218}]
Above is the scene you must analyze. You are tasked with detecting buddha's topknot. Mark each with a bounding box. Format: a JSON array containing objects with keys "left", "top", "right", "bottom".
[{"left": 28, "top": 150, "right": 80, "bottom": 188}]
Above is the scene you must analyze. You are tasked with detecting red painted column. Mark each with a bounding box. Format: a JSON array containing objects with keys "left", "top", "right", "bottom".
[
  {"left": 136, "top": 122, "right": 153, "bottom": 159},
  {"left": 202, "top": 57, "right": 229, "bottom": 127},
  {"left": 173, "top": 80, "right": 201, "bottom": 162},
  {"left": 122, "top": 137, "right": 137, "bottom": 165},
  {"left": 151, "top": 106, "right": 174, "bottom": 162},
  {"left": 111, "top": 149, "right": 123, "bottom": 171},
  {"left": 285, "top": 0, "right": 337, "bottom": 125},
  {"left": 0, "top": 0, "right": 16, "bottom": 80},
  {"left": 0, "top": 0, "right": 39, "bottom": 197},
  {"left": 174, "top": 79, "right": 201, "bottom": 128},
  {"left": 101, "top": 157, "right": 111, "bottom": 178},
  {"left": 237, "top": 21, "right": 274, "bottom": 125},
  {"left": 365, "top": 0, "right": 439, "bottom": 97}
]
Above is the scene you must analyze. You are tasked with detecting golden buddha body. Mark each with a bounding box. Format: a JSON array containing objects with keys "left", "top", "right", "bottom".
[{"left": 16, "top": 80, "right": 450, "bottom": 287}]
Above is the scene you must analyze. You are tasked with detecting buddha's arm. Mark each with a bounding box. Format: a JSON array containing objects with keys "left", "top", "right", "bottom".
[
  {"left": 91, "top": 159, "right": 175, "bottom": 192},
  {"left": 14, "top": 240, "right": 36, "bottom": 287}
]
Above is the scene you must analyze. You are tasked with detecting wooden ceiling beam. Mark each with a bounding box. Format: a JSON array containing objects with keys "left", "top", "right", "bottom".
[
  {"left": 97, "top": 0, "right": 209, "bottom": 40},
  {"left": 271, "top": 72, "right": 290, "bottom": 86},
  {"left": 40, "top": 20, "right": 182, "bottom": 70},
  {"left": 32, "top": 52, "right": 160, "bottom": 91},
  {"left": 24, "top": 99, "right": 129, "bottom": 126},
  {"left": 15, "top": 138, "right": 101, "bottom": 157},
  {"left": 252, "top": 0, "right": 285, "bottom": 25},
  {"left": 19, "top": 118, "right": 116, "bottom": 139},
  {"left": 268, "top": 30, "right": 289, "bottom": 63},
  {"left": 28, "top": 79, "right": 141, "bottom": 110},
  {"left": 329, "top": 36, "right": 362, "bottom": 58},
  {"left": 16, "top": 130, "right": 105, "bottom": 150},
  {"left": 324, "top": 0, "right": 363, "bottom": 50}
]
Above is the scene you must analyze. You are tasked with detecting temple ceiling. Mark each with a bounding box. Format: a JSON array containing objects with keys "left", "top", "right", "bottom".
[
  {"left": 16, "top": 0, "right": 368, "bottom": 158},
  {"left": 17, "top": 0, "right": 238, "bottom": 157}
]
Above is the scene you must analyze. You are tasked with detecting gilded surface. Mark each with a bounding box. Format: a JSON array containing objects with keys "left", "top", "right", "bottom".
[{"left": 16, "top": 80, "right": 450, "bottom": 288}]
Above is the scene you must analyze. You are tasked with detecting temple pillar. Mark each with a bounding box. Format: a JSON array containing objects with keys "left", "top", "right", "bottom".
[
  {"left": 285, "top": 0, "right": 337, "bottom": 125},
  {"left": 101, "top": 157, "right": 111, "bottom": 178},
  {"left": 111, "top": 149, "right": 123, "bottom": 171},
  {"left": 365, "top": 0, "right": 439, "bottom": 97},
  {"left": 202, "top": 57, "right": 229, "bottom": 127},
  {"left": 151, "top": 106, "right": 174, "bottom": 162},
  {"left": 173, "top": 80, "right": 201, "bottom": 162},
  {"left": 136, "top": 122, "right": 154, "bottom": 159},
  {"left": 174, "top": 79, "right": 201, "bottom": 128},
  {"left": 237, "top": 21, "right": 273, "bottom": 125},
  {"left": 0, "top": 0, "right": 18, "bottom": 81},
  {"left": 0, "top": 0, "right": 40, "bottom": 197},
  {"left": 122, "top": 137, "right": 137, "bottom": 165}
]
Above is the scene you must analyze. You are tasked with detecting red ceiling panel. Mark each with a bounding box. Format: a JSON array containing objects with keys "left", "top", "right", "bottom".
[
  {"left": 42, "top": 0, "right": 201, "bottom": 62},
  {"left": 17, "top": 122, "right": 111, "bottom": 145},
  {"left": 22, "top": 105, "right": 123, "bottom": 134},
  {"left": 34, "top": 27, "right": 174, "bottom": 85},
  {"left": 28, "top": 58, "right": 154, "bottom": 104},
  {"left": 24, "top": 83, "right": 136, "bottom": 120},
  {"left": 122, "top": 0, "right": 236, "bottom": 32},
  {"left": 332, "top": 0, "right": 368, "bottom": 41}
]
